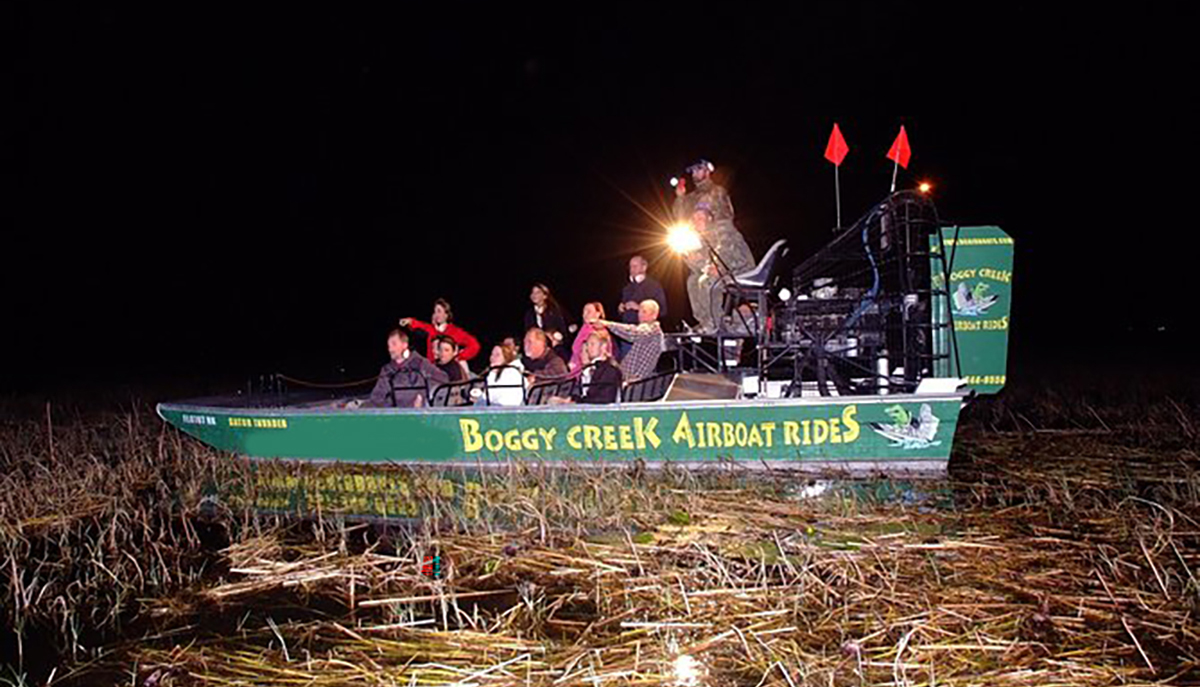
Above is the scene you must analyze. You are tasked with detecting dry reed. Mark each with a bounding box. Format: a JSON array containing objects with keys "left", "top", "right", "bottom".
[{"left": 2, "top": 389, "right": 1198, "bottom": 686}]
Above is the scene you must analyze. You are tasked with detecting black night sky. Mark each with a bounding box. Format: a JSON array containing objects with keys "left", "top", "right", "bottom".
[{"left": 6, "top": 5, "right": 1193, "bottom": 397}]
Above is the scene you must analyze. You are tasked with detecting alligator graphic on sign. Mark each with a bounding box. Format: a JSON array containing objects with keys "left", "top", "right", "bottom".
[{"left": 952, "top": 282, "right": 999, "bottom": 317}]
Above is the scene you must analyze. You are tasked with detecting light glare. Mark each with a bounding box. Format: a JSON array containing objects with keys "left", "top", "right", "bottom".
[
  {"left": 672, "top": 654, "right": 704, "bottom": 686},
  {"left": 666, "top": 223, "right": 702, "bottom": 254}
]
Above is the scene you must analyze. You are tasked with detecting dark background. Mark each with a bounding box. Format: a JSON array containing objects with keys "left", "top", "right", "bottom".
[{"left": 5, "top": 4, "right": 1193, "bottom": 398}]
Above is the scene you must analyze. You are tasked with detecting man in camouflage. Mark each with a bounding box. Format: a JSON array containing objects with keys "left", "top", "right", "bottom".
[{"left": 673, "top": 160, "right": 756, "bottom": 333}]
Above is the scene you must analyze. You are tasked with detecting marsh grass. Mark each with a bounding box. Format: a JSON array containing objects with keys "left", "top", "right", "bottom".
[
  {"left": 0, "top": 404, "right": 264, "bottom": 678},
  {"left": 1, "top": 383, "right": 1198, "bottom": 686}
]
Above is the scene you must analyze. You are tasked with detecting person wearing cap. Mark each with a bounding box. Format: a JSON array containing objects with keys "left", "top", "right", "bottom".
[
  {"left": 672, "top": 159, "right": 734, "bottom": 224},
  {"left": 683, "top": 206, "right": 720, "bottom": 333},
  {"left": 673, "top": 160, "right": 755, "bottom": 333}
]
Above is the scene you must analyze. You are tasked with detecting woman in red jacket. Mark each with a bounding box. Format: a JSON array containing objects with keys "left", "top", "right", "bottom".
[{"left": 399, "top": 298, "right": 481, "bottom": 362}]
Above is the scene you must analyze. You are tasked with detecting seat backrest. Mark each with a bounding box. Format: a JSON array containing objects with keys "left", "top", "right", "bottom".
[
  {"left": 428, "top": 377, "right": 485, "bottom": 407},
  {"left": 621, "top": 371, "right": 677, "bottom": 403},
  {"left": 525, "top": 376, "right": 580, "bottom": 405},
  {"left": 477, "top": 365, "right": 527, "bottom": 405},
  {"left": 386, "top": 369, "right": 432, "bottom": 408},
  {"left": 738, "top": 239, "right": 788, "bottom": 288}
]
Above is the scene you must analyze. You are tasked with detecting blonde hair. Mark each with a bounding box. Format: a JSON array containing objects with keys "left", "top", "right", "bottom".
[
  {"left": 640, "top": 299, "right": 660, "bottom": 318},
  {"left": 586, "top": 329, "right": 613, "bottom": 359}
]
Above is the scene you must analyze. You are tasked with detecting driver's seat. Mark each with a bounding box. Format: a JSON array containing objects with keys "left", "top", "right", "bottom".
[
  {"left": 724, "top": 240, "right": 788, "bottom": 337},
  {"left": 735, "top": 239, "right": 788, "bottom": 289}
]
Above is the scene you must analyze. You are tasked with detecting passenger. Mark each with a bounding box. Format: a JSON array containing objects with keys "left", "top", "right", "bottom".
[
  {"left": 432, "top": 335, "right": 471, "bottom": 383},
  {"left": 501, "top": 335, "right": 522, "bottom": 362},
  {"left": 553, "top": 330, "right": 622, "bottom": 405},
  {"left": 399, "top": 298, "right": 481, "bottom": 362},
  {"left": 472, "top": 343, "right": 525, "bottom": 406},
  {"left": 617, "top": 255, "right": 668, "bottom": 359},
  {"left": 544, "top": 326, "right": 568, "bottom": 362},
  {"left": 592, "top": 299, "right": 664, "bottom": 381},
  {"left": 569, "top": 302, "right": 607, "bottom": 373},
  {"left": 523, "top": 283, "right": 570, "bottom": 360},
  {"left": 364, "top": 329, "right": 449, "bottom": 408},
  {"left": 520, "top": 327, "right": 568, "bottom": 384}
]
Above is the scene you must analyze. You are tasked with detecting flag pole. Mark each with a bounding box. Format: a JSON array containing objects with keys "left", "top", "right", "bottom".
[
  {"left": 887, "top": 125, "right": 908, "bottom": 194},
  {"left": 826, "top": 122, "right": 848, "bottom": 230},
  {"left": 834, "top": 163, "right": 842, "bottom": 229}
]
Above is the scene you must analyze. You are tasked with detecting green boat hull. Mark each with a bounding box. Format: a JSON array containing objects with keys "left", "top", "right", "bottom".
[
  {"left": 158, "top": 393, "right": 964, "bottom": 474},
  {"left": 160, "top": 393, "right": 966, "bottom": 518}
]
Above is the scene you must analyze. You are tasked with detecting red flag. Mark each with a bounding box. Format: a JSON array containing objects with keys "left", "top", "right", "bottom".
[
  {"left": 824, "top": 123, "right": 849, "bottom": 166},
  {"left": 886, "top": 126, "right": 912, "bottom": 169}
]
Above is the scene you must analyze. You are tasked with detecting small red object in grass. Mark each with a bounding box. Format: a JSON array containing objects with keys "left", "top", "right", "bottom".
[{"left": 421, "top": 555, "right": 442, "bottom": 579}]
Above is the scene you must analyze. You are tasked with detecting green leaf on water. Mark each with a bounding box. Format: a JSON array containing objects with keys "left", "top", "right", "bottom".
[
  {"left": 815, "top": 537, "right": 864, "bottom": 551},
  {"left": 726, "top": 540, "right": 784, "bottom": 564},
  {"left": 584, "top": 531, "right": 627, "bottom": 546},
  {"left": 862, "top": 520, "right": 943, "bottom": 537},
  {"left": 667, "top": 510, "right": 691, "bottom": 526}
]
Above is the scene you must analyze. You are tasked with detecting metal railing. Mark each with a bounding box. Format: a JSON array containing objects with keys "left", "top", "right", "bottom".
[
  {"left": 428, "top": 365, "right": 528, "bottom": 407},
  {"left": 526, "top": 375, "right": 580, "bottom": 406},
  {"left": 620, "top": 370, "right": 676, "bottom": 403},
  {"left": 375, "top": 362, "right": 678, "bottom": 408}
]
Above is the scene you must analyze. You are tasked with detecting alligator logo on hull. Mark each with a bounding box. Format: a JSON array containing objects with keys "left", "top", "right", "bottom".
[{"left": 869, "top": 404, "right": 941, "bottom": 449}]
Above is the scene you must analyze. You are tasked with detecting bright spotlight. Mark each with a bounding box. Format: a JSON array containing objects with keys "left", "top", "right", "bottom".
[
  {"left": 918, "top": 181, "right": 933, "bottom": 194},
  {"left": 778, "top": 287, "right": 792, "bottom": 302},
  {"left": 666, "top": 223, "right": 702, "bottom": 254}
]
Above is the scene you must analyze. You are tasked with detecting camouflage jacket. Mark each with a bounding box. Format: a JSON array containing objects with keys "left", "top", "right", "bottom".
[
  {"left": 682, "top": 218, "right": 756, "bottom": 277},
  {"left": 673, "top": 178, "right": 735, "bottom": 223},
  {"left": 707, "top": 220, "right": 756, "bottom": 276}
]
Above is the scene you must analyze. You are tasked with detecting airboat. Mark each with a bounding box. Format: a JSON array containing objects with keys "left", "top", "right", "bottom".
[{"left": 158, "top": 191, "right": 1013, "bottom": 517}]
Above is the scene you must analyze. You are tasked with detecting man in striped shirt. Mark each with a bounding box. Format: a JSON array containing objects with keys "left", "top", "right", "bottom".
[{"left": 592, "top": 299, "right": 664, "bottom": 381}]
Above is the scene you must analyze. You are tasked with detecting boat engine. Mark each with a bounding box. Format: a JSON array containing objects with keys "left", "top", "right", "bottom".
[{"left": 772, "top": 191, "right": 949, "bottom": 397}]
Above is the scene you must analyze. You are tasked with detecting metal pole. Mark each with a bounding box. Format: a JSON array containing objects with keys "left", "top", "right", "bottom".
[
  {"left": 890, "top": 158, "right": 899, "bottom": 193},
  {"left": 835, "top": 164, "right": 842, "bottom": 229},
  {"left": 942, "top": 224, "right": 964, "bottom": 378}
]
